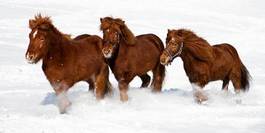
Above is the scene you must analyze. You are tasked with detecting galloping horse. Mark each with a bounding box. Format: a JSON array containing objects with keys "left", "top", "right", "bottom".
[
  {"left": 160, "top": 29, "right": 250, "bottom": 103},
  {"left": 100, "top": 17, "right": 165, "bottom": 101},
  {"left": 25, "top": 14, "right": 112, "bottom": 113}
]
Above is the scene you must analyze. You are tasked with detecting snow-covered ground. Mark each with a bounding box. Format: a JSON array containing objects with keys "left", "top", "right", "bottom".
[{"left": 0, "top": 0, "right": 265, "bottom": 132}]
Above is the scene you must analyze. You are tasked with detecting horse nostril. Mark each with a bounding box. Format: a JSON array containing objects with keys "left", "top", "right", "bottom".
[
  {"left": 26, "top": 53, "right": 34, "bottom": 60},
  {"left": 29, "top": 55, "right": 34, "bottom": 59},
  {"left": 103, "top": 49, "right": 109, "bottom": 55}
]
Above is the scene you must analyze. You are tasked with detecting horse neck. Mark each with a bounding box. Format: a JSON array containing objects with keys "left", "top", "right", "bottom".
[
  {"left": 106, "top": 37, "right": 127, "bottom": 70},
  {"left": 180, "top": 35, "right": 213, "bottom": 64},
  {"left": 45, "top": 31, "right": 67, "bottom": 62}
]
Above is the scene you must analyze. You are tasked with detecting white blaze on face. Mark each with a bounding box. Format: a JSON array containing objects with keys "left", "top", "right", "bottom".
[{"left": 33, "top": 30, "right": 38, "bottom": 39}]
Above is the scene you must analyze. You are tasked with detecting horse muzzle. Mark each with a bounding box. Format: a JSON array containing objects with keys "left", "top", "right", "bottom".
[
  {"left": 25, "top": 53, "right": 37, "bottom": 64},
  {"left": 102, "top": 49, "right": 113, "bottom": 58},
  {"left": 160, "top": 55, "right": 170, "bottom": 66}
]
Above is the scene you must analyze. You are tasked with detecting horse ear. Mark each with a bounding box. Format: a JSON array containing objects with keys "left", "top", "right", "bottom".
[
  {"left": 29, "top": 19, "right": 36, "bottom": 29},
  {"left": 100, "top": 18, "right": 103, "bottom": 23},
  {"left": 168, "top": 29, "right": 171, "bottom": 33}
]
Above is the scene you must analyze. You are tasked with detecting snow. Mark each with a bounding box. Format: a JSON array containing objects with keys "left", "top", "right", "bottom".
[{"left": 1, "top": 0, "right": 265, "bottom": 132}]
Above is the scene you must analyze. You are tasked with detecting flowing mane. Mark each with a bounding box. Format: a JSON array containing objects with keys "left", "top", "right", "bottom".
[
  {"left": 100, "top": 17, "right": 136, "bottom": 45},
  {"left": 177, "top": 29, "right": 214, "bottom": 62},
  {"left": 29, "top": 14, "right": 70, "bottom": 40}
]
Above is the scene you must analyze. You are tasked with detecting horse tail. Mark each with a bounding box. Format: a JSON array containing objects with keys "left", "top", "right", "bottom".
[
  {"left": 240, "top": 62, "right": 251, "bottom": 92},
  {"left": 223, "top": 43, "right": 251, "bottom": 92}
]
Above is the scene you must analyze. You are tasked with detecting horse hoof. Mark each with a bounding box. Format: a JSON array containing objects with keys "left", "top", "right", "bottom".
[
  {"left": 120, "top": 92, "right": 128, "bottom": 102},
  {"left": 152, "top": 89, "right": 161, "bottom": 93},
  {"left": 197, "top": 98, "right": 208, "bottom": 104},
  {"left": 58, "top": 103, "right": 71, "bottom": 114},
  {"left": 194, "top": 92, "right": 208, "bottom": 104},
  {"left": 95, "top": 93, "right": 104, "bottom": 100},
  {"left": 58, "top": 100, "right": 71, "bottom": 114}
]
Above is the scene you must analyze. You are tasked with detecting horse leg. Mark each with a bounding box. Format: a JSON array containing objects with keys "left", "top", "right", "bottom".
[
  {"left": 192, "top": 83, "right": 208, "bottom": 104},
  {"left": 230, "top": 72, "right": 243, "bottom": 104},
  {"left": 87, "top": 79, "right": 95, "bottom": 92},
  {"left": 139, "top": 74, "right": 151, "bottom": 88},
  {"left": 222, "top": 77, "right": 229, "bottom": 91},
  {"left": 118, "top": 78, "right": 129, "bottom": 102},
  {"left": 229, "top": 70, "right": 241, "bottom": 94},
  {"left": 53, "top": 81, "right": 71, "bottom": 114},
  {"left": 151, "top": 64, "right": 165, "bottom": 92},
  {"left": 94, "top": 65, "right": 109, "bottom": 100},
  {"left": 118, "top": 74, "right": 134, "bottom": 102}
]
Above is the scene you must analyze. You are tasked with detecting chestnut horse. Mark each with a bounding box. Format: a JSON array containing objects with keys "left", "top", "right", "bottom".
[
  {"left": 25, "top": 15, "right": 111, "bottom": 113},
  {"left": 100, "top": 17, "right": 165, "bottom": 101},
  {"left": 160, "top": 29, "right": 250, "bottom": 103}
]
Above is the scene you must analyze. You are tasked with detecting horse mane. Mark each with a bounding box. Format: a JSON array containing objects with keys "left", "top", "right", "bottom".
[
  {"left": 29, "top": 14, "right": 52, "bottom": 29},
  {"left": 100, "top": 17, "right": 136, "bottom": 45},
  {"left": 176, "top": 29, "right": 214, "bottom": 62},
  {"left": 29, "top": 14, "right": 69, "bottom": 40},
  {"left": 63, "top": 34, "right": 72, "bottom": 40}
]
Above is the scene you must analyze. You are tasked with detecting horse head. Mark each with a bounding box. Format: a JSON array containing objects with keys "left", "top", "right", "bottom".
[
  {"left": 26, "top": 14, "right": 53, "bottom": 64},
  {"left": 100, "top": 17, "right": 136, "bottom": 58},
  {"left": 160, "top": 29, "right": 184, "bottom": 65}
]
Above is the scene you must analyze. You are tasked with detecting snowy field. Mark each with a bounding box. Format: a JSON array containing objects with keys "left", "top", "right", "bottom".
[{"left": 1, "top": 0, "right": 265, "bottom": 132}]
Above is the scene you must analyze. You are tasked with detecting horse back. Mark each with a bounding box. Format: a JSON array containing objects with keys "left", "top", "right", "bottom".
[
  {"left": 73, "top": 34, "right": 91, "bottom": 40},
  {"left": 136, "top": 34, "right": 164, "bottom": 52},
  {"left": 213, "top": 43, "right": 240, "bottom": 60},
  {"left": 71, "top": 35, "right": 103, "bottom": 53}
]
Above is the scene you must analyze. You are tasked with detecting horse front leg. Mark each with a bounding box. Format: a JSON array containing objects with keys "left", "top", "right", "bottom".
[
  {"left": 118, "top": 78, "right": 130, "bottom": 102},
  {"left": 191, "top": 83, "right": 208, "bottom": 104},
  {"left": 52, "top": 81, "right": 71, "bottom": 114}
]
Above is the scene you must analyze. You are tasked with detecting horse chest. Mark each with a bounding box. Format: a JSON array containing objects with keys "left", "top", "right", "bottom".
[
  {"left": 42, "top": 61, "right": 68, "bottom": 84},
  {"left": 182, "top": 57, "right": 210, "bottom": 81}
]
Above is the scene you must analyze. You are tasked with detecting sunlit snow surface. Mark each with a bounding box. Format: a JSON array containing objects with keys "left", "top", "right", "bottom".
[{"left": 0, "top": 0, "right": 265, "bottom": 132}]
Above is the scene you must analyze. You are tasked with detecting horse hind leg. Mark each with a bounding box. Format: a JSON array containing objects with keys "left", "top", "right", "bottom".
[
  {"left": 139, "top": 74, "right": 151, "bottom": 88},
  {"left": 87, "top": 79, "right": 95, "bottom": 92},
  {"left": 230, "top": 74, "right": 244, "bottom": 104},
  {"left": 151, "top": 64, "right": 165, "bottom": 92},
  {"left": 229, "top": 70, "right": 241, "bottom": 94},
  {"left": 222, "top": 77, "right": 229, "bottom": 91}
]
